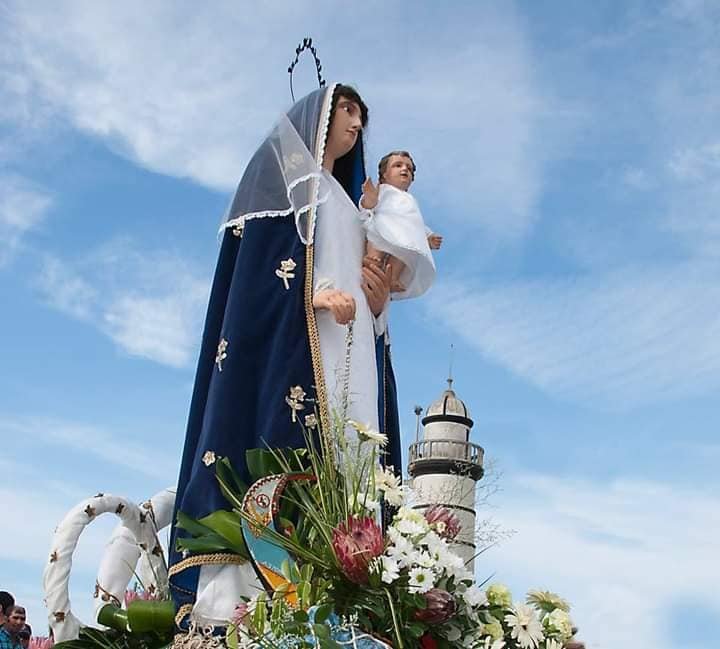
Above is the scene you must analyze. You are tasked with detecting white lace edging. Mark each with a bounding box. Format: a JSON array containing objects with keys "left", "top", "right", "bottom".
[
  {"left": 315, "top": 83, "right": 335, "bottom": 172},
  {"left": 220, "top": 172, "right": 330, "bottom": 244},
  {"left": 220, "top": 207, "right": 294, "bottom": 234},
  {"left": 305, "top": 85, "right": 335, "bottom": 245}
]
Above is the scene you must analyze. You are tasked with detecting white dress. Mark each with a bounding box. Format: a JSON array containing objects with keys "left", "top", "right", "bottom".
[
  {"left": 191, "top": 171, "right": 385, "bottom": 625},
  {"left": 314, "top": 169, "right": 380, "bottom": 432},
  {"left": 362, "top": 184, "right": 435, "bottom": 300}
]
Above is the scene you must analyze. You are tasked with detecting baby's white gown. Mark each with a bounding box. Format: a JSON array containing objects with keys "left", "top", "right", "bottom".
[{"left": 362, "top": 184, "right": 435, "bottom": 300}]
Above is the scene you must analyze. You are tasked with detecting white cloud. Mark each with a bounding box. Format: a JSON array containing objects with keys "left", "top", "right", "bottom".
[
  {"left": 103, "top": 292, "right": 206, "bottom": 368},
  {"left": 0, "top": 1, "right": 562, "bottom": 240},
  {"left": 35, "top": 240, "right": 210, "bottom": 368},
  {"left": 0, "top": 415, "right": 178, "bottom": 480},
  {"left": 0, "top": 485, "right": 111, "bottom": 568},
  {"left": 661, "top": 141, "right": 720, "bottom": 257},
  {"left": 0, "top": 174, "right": 52, "bottom": 265},
  {"left": 621, "top": 166, "right": 654, "bottom": 191},
  {"left": 37, "top": 256, "right": 96, "bottom": 319},
  {"left": 668, "top": 141, "right": 720, "bottom": 182},
  {"left": 427, "top": 260, "right": 720, "bottom": 408},
  {"left": 486, "top": 473, "right": 720, "bottom": 649}
]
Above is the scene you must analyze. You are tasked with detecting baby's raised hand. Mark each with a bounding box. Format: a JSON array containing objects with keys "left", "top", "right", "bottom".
[
  {"left": 360, "top": 178, "right": 379, "bottom": 210},
  {"left": 428, "top": 233, "right": 443, "bottom": 249}
]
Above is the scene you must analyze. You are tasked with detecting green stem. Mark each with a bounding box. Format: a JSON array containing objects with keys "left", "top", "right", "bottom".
[{"left": 384, "top": 587, "right": 404, "bottom": 649}]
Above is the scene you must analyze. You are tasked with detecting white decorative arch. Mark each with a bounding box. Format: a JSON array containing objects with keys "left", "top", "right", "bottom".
[
  {"left": 43, "top": 491, "right": 174, "bottom": 642},
  {"left": 94, "top": 488, "right": 176, "bottom": 621}
]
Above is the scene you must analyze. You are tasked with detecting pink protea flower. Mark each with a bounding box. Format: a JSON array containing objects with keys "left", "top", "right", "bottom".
[
  {"left": 424, "top": 505, "right": 461, "bottom": 540},
  {"left": 414, "top": 588, "right": 457, "bottom": 624},
  {"left": 28, "top": 637, "right": 54, "bottom": 649},
  {"left": 331, "top": 515, "right": 384, "bottom": 584},
  {"left": 232, "top": 602, "right": 250, "bottom": 627},
  {"left": 124, "top": 586, "right": 157, "bottom": 607},
  {"left": 124, "top": 589, "right": 140, "bottom": 607}
]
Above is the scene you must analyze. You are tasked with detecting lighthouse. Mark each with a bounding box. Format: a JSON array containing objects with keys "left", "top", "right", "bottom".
[{"left": 408, "top": 378, "right": 484, "bottom": 570}]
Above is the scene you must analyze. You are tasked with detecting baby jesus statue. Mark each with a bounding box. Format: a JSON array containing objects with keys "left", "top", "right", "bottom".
[{"left": 359, "top": 150, "right": 442, "bottom": 299}]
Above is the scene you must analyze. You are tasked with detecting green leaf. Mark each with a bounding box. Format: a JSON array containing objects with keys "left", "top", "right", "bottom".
[
  {"left": 409, "top": 593, "right": 427, "bottom": 609},
  {"left": 298, "top": 581, "right": 311, "bottom": 608},
  {"left": 246, "top": 448, "right": 285, "bottom": 481},
  {"left": 281, "top": 559, "right": 294, "bottom": 582},
  {"left": 226, "top": 624, "right": 239, "bottom": 649},
  {"left": 293, "top": 610, "right": 309, "bottom": 624},
  {"left": 216, "top": 456, "right": 248, "bottom": 494},
  {"left": 361, "top": 599, "right": 384, "bottom": 617},
  {"left": 318, "top": 639, "right": 341, "bottom": 649},
  {"left": 273, "top": 582, "right": 290, "bottom": 599},
  {"left": 197, "top": 510, "right": 249, "bottom": 557},
  {"left": 175, "top": 510, "right": 214, "bottom": 537},
  {"left": 313, "top": 603, "right": 333, "bottom": 625},
  {"left": 312, "top": 624, "right": 331, "bottom": 640},
  {"left": 406, "top": 623, "right": 426, "bottom": 638},
  {"left": 175, "top": 535, "right": 234, "bottom": 553},
  {"left": 300, "top": 563, "right": 314, "bottom": 582},
  {"left": 252, "top": 594, "right": 267, "bottom": 631}
]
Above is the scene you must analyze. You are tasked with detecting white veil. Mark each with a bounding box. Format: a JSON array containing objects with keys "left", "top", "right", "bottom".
[{"left": 221, "top": 86, "right": 335, "bottom": 244}]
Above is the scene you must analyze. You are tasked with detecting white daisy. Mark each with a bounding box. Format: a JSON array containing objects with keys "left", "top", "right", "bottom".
[
  {"left": 544, "top": 640, "right": 562, "bottom": 649},
  {"left": 375, "top": 466, "right": 401, "bottom": 489},
  {"left": 463, "top": 584, "right": 488, "bottom": 608},
  {"left": 415, "top": 550, "right": 435, "bottom": 569},
  {"left": 347, "top": 420, "right": 388, "bottom": 446},
  {"left": 526, "top": 590, "right": 570, "bottom": 614},
  {"left": 421, "top": 530, "right": 446, "bottom": 552},
  {"left": 380, "top": 556, "right": 400, "bottom": 584},
  {"left": 396, "top": 506, "right": 427, "bottom": 526},
  {"left": 396, "top": 517, "right": 428, "bottom": 537},
  {"left": 505, "top": 603, "right": 544, "bottom": 649},
  {"left": 408, "top": 566, "right": 435, "bottom": 593},
  {"left": 482, "top": 638, "right": 505, "bottom": 649}
]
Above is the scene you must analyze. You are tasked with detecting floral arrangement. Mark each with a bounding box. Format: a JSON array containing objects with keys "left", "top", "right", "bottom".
[{"left": 179, "top": 413, "right": 582, "bottom": 649}]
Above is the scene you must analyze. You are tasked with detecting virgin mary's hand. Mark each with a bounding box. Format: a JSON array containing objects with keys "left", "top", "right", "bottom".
[
  {"left": 313, "top": 289, "right": 356, "bottom": 325},
  {"left": 361, "top": 256, "right": 391, "bottom": 316}
]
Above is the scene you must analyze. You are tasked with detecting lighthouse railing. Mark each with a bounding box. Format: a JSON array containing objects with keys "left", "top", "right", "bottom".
[{"left": 408, "top": 438, "right": 484, "bottom": 466}]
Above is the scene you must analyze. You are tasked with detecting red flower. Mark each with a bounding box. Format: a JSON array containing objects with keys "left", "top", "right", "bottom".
[
  {"left": 331, "top": 516, "right": 383, "bottom": 584},
  {"left": 420, "top": 633, "right": 438, "bottom": 649},
  {"left": 414, "top": 588, "right": 457, "bottom": 624},
  {"left": 424, "top": 505, "right": 461, "bottom": 540}
]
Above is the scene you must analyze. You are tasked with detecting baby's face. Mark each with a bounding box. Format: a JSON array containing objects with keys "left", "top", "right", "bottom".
[{"left": 382, "top": 155, "right": 414, "bottom": 191}]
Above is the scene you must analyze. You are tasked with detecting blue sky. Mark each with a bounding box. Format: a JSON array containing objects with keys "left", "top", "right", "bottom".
[{"left": 1, "top": 2, "right": 719, "bottom": 647}]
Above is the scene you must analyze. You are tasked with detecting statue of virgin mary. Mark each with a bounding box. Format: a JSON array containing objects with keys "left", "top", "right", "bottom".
[{"left": 168, "top": 83, "right": 401, "bottom": 627}]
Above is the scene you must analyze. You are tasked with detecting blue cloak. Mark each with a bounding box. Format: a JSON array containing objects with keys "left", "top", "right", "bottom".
[{"left": 168, "top": 85, "right": 401, "bottom": 624}]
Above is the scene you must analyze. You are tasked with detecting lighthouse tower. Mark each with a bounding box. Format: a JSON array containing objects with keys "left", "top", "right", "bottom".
[{"left": 407, "top": 378, "right": 484, "bottom": 570}]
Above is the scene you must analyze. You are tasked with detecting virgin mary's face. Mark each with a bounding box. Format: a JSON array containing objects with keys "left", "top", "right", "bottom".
[{"left": 325, "top": 96, "right": 363, "bottom": 159}]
